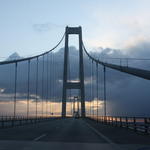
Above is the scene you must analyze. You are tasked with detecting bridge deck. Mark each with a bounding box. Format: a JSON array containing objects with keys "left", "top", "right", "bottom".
[{"left": 0, "top": 118, "right": 149, "bottom": 150}]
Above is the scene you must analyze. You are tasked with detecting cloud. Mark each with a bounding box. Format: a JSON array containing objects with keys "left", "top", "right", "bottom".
[
  {"left": 85, "top": 7, "right": 150, "bottom": 50},
  {"left": 0, "top": 88, "right": 5, "bottom": 93},
  {"left": 33, "top": 22, "right": 64, "bottom": 32},
  {"left": 33, "top": 23, "right": 53, "bottom": 32},
  {"left": 0, "top": 44, "right": 150, "bottom": 116}
]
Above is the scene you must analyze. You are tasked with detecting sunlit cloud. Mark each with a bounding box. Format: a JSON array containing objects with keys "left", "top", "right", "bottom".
[
  {"left": 0, "top": 88, "right": 5, "bottom": 93},
  {"left": 0, "top": 98, "right": 106, "bottom": 117},
  {"left": 0, "top": 100, "right": 62, "bottom": 116}
]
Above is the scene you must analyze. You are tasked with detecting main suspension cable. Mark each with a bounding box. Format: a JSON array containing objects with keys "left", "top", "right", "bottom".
[
  {"left": 0, "top": 33, "right": 65, "bottom": 65},
  {"left": 82, "top": 42, "right": 150, "bottom": 80}
]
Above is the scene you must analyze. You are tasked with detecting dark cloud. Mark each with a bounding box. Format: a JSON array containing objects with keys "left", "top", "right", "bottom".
[{"left": 0, "top": 42, "right": 150, "bottom": 116}]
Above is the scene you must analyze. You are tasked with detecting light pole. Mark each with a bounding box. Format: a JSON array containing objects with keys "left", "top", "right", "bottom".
[{"left": 73, "top": 96, "right": 80, "bottom": 117}]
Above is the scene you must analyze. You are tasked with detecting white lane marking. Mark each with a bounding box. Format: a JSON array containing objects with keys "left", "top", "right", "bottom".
[
  {"left": 84, "top": 121, "right": 126, "bottom": 150},
  {"left": 33, "top": 134, "right": 47, "bottom": 141}
]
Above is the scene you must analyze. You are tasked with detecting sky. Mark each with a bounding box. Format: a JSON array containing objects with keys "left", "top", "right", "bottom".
[
  {"left": 0, "top": 1, "right": 150, "bottom": 117},
  {"left": 0, "top": 0, "right": 150, "bottom": 58}
]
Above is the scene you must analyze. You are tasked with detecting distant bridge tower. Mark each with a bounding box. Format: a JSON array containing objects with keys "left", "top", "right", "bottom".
[{"left": 62, "top": 26, "right": 85, "bottom": 118}]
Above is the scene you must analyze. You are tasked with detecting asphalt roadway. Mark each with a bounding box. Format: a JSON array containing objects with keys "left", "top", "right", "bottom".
[{"left": 0, "top": 118, "right": 150, "bottom": 150}]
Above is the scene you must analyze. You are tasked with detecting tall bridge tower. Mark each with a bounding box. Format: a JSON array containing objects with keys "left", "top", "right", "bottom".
[{"left": 62, "top": 26, "right": 85, "bottom": 118}]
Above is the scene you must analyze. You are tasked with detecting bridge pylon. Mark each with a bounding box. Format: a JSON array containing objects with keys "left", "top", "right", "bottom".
[{"left": 62, "top": 26, "right": 85, "bottom": 118}]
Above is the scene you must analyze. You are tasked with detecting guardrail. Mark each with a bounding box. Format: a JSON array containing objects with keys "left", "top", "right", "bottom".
[
  {"left": 87, "top": 116, "right": 150, "bottom": 135},
  {"left": 0, "top": 116, "right": 61, "bottom": 128}
]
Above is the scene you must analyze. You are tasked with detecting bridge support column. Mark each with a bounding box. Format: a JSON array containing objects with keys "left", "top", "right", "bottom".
[{"left": 62, "top": 26, "right": 85, "bottom": 118}]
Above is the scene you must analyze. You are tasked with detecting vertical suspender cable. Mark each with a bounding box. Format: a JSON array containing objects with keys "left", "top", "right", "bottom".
[
  {"left": 53, "top": 52, "right": 55, "bottom": 116},
  {"left": 46, "top": 54, "right": 49, "bottom": 117},
  {"left": 27, "top": 60, "right": 30, "bottom": 118},
  {"left": 104, "top": 66, "right": 106, "bottom": 117},
  {"left": 92, "top": 60, "right": 94, "bottom": 118},
  {"left": 42, "top": 55, "right": 44, "bottom": 117},
  {"left": 49, "top": 52, "right": 52, "bottom": 114},
  {"left": 96, "top": 63, "right": 99, "bottom": 122},
  {"left": 90, "top": 59, "right": 92, "bottom": 117},
  {"left": 51, "top": 53, "right": 53, "bottom": 115},
  {"left": 14, "top": 62, "right": 18, "bottom": 118},
  {"left": 35, "top": 57, "right": 39, "bottom": 118},
  {"left": 48, "top": 53, "right": 52, "bottom": 116},
  {"left": 68, "top": 50, "right": 72, "bottom": 116}
]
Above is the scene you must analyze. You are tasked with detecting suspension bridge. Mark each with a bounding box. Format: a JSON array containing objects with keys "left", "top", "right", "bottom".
[{"left": 0, "top": 26, "right": 150, "bottom": 150}]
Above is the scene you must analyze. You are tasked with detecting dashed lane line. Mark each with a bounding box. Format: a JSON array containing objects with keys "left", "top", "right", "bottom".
[{"left": 33, "top": 134, "right": 47, "bottom": 141}]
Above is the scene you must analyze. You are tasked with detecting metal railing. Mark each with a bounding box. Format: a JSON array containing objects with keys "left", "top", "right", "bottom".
[
  {"left": 0, "top": 116, "right": 61, "bottom": 128},
  {"left": 88, "top": 116, "right": 150, "bottom": 135}
]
